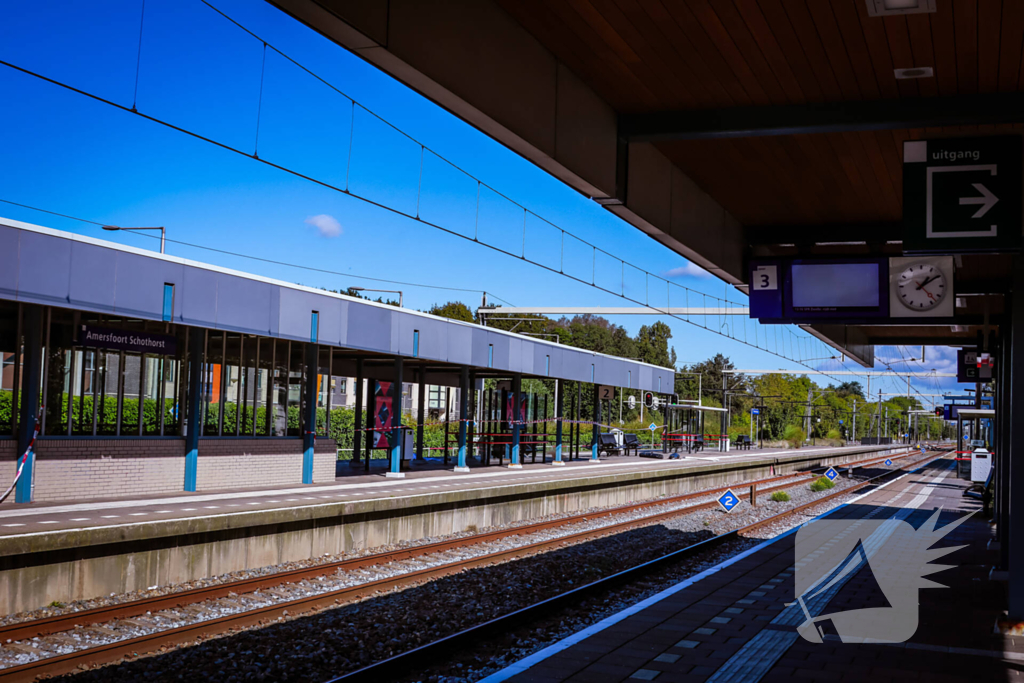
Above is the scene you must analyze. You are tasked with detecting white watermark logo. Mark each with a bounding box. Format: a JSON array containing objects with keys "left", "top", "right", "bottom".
[{"left": 792, "top": 509, "right": 973, "bottom": 644}]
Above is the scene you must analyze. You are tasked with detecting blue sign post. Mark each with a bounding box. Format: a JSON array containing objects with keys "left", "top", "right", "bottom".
[
  {"left": 751, "top": 408, "right": 760, "bottom": 415},
  {"left": 824, "top": 467, "right": 839, "bottom": 482},
  {"left": 884, "top": 458, "right": 893, "bottom": 467},
  {"left": 717, "top": 489, "right": 740, "bottom": 513}
]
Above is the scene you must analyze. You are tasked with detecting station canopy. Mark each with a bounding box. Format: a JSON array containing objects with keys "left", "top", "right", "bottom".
[{"left": 274, "top": 0, "right": 1013, "bottom": 364}]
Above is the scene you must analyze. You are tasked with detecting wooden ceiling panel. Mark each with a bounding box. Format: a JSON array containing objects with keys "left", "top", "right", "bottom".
[{"left": 495, "top": 0, "right": 1024, "bottom": 227}]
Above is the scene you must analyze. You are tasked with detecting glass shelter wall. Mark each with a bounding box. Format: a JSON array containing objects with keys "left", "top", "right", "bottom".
[{"left": 0, "top": 303, "right": 320, "bottom": 440}]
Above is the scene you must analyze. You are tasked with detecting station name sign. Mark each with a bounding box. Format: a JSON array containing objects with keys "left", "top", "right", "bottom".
[{"left": 79, "top": 325, "right": 178, "bottom": 356}]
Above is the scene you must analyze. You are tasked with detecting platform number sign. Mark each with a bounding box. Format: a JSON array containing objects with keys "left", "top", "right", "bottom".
[
  {"left": 750, "top": 407, "right": 760, "bottom": 415},
  {"left": 717, "top": 489, "right": 740, "bottom": 513},
  {"left": 884, "top": 458, "right": 893, "bottom": 467},
  {"left": 752, "top": 265, "right": 777, "bottom": 290},
  {"left": 824, "top": 467, "right": 839, "bottom": 482}
]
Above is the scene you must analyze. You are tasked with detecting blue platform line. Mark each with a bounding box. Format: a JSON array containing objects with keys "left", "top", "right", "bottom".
[
  {"left": 479, "top": 507, "right": 839, "bottom": 683},
  {"left": 479, "top": 455, "right": 950, "bottom": 683}
]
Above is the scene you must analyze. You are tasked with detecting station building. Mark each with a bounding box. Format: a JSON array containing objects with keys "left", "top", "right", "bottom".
[{"left": 0, "top": 217, "right": 674, "bottom": 504}]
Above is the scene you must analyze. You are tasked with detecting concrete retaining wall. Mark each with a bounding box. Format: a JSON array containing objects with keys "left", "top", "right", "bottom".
[{"left": 0, "top": 445, "right": 902, "bottom": 614}]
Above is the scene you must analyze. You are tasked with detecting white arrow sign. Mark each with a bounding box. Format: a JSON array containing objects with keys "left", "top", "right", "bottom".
[{"left": 959, "top": 182, "right": 999, "bottom": 218}]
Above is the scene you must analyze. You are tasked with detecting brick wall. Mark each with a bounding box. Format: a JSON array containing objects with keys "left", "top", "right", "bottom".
[
  {"left": 196, "top": 438, "right": 337, "bottom": 491},
  {"left": 1, "top": 437, "right": 337, "bottom": 503},
  {"left": 30, "top": 439, "right": 186, "bottom": 503}
]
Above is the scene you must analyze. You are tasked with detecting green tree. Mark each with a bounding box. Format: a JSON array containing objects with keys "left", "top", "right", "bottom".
[
  {"left": 428, "top": 301, "right": 475, "bottom": 322},
  {"left": 635, "top": 322, "right": 674, "bottom": 368},
  {"left": 833, "top": 381, "right": 865, "bottom": 400}
]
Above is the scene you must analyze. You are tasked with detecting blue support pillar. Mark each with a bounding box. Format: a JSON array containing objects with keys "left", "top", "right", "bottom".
[
  {"left": 591, "top": 384, "right": 601, "bottom": 463},
  {"left": 553, "top": 379, "right": 565, "bottom": 466},
  {"left": 509, "top": 373, "right": 523, "bottom": 468},
  {"left": 387, "top": 358, "right": 405, "bottom": 478},
  {"left": 183, "top": 328, "right": 204, "bottom": 492},
  {"left": 15, "top": 306, "right": 42, "bottom": 503},
  {"left": 302, "top": 342, "right": 318, "bottom": 484},
  {"left": 455, "top": 366, "right": 470, "bottom": 472}
]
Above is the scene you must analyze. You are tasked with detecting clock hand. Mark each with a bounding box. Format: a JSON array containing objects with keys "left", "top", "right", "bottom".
[{"left": 915, "top": 275, "right": 939, "bottom": 290}]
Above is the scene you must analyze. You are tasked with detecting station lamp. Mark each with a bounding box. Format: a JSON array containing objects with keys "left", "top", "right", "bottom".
[{"left": 102, "top": 224, "right": 166, "bottom": 254}]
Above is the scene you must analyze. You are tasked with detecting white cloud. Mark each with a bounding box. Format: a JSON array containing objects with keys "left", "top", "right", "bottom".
[
  {"left": 663, "top": 262, "right": 711, "bottom": 279},
  {"left": 305, "top": 214, "right": 342, "bottom": 238}
]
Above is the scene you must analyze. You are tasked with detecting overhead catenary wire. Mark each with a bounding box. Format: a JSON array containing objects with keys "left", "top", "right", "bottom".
[
  {"left": 0, "top": 198, "right": 513, "bottom": 304},
  {"left": 0, "top": 0, "right": 842, "bottom": 376}
]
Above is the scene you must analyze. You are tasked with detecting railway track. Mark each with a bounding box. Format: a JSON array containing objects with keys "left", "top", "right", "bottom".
[
  {"left": 0, "top": 448, "right": 922, "bottom": 682},
  {"left": 329, "top": 449, "right": 952, "bottom": 683}
]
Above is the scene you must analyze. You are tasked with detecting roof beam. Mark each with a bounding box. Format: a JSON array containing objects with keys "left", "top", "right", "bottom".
[
  {"left": 746, "top": 224, "right": 902, "bottom": 247},
  {"left": 621, "top": 93, "right": 1024, "bottom": 141}
]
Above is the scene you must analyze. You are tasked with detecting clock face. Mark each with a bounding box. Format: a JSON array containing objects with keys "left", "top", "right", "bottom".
[{"left": 896, "top": 263, "right": 947, "bottom": 311}]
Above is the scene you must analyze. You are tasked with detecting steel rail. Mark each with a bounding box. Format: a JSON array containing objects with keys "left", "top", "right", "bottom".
[
  {"left": 0, "top": 448, "right": 907, "bottom": 644},
  {"left": 328, "top": 450, "right": 951, "bottom": 682},
  {"left": 0, "top": 449, "right": 919, "bottom": 681}
]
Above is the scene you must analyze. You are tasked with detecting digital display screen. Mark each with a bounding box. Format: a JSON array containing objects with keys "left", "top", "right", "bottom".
[{"left": 790, "top": 263, "right": 880, "bottom": 310}]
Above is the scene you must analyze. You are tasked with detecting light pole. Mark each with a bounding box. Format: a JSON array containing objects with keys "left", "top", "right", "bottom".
[
  {"left": 350, "top": 287, "right": 403, "bottom": 308},
  {"left": 102, "top": 225, "right": 166, "bottom": 254}
]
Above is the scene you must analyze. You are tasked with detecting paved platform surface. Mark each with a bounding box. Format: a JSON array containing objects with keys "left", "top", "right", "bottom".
[
  {"left": 0, "top": 444, "right": 898, "bottom": 539},
  {"left": 488, "top": 456, "right": 1017, "bottom": 683}
]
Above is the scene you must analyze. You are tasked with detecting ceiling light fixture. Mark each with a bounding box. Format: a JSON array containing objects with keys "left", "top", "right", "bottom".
[
  {"left": 866, "top": 0, "right": 936, "bottom": 17},
  {"left": 895, "top": 67, "right": 934, "bottom": 79}
]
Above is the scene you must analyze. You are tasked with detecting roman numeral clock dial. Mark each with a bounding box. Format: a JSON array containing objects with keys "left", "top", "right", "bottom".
[{"left": 897, "top": 264, "right": 947, "bottom": 311}]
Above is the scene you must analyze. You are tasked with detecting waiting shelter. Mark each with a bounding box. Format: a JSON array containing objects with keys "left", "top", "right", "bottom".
[{"left": 0, "top": 217, "right": 674, "bottom": 504}]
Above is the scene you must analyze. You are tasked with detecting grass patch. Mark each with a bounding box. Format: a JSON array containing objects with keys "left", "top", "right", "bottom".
[
  {"left": 769, "top": 491, "right": 791, "bottom": 502},
  {"left": 810, "top": 476, "right": 836, "bottom": 492}
]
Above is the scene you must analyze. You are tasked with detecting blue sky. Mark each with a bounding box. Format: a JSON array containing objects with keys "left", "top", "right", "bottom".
[{"left": 0, "top": 0, "right": 966, "bottom": 405}]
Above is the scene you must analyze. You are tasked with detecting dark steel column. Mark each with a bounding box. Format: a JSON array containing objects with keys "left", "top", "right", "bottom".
[
  {"left": 183, "top": 328, "right": 204, "bottom": 493},
  {"left": 387, "top": 358, "right": 404, "bottom": 477},
  {"left": 554, "top": 380, "right": 564, "bottom": 465},
  {"left": 352, "top": 359, "right": 364, "bottom": 467},
  {"left": 998, "top": 333, "right": 1010, "bottom": 567},
  {"left": 1008, "top": 261, "right": 1024, "bottom": 618},
  {"left": 444, "top": 386, "right": 451, "bottom": 465},
  {"left": 364, "top": 375, "right": 374, "bottom": 472},
  {"left": 301, "top": 343, "right": 318, "bottom": 484},
  {"left": 510, "top": 373, "right": 522, "bottom": 468},
  {"left": 15, "top": 306, "right": 43, "bottom": 503},
  {"left": 468, "top": 372, "right": 477, "bottom": 463},
  {"left": 456, "top": 366, "right": 470, "bottom": 472},
  {"left": 416, "top": 370, "right": 426, "bottom": 460}
]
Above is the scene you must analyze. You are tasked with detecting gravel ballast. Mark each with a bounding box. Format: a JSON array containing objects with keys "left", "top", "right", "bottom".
[{"left": 30, "top": 461, "right": 915, "bottom": 683}]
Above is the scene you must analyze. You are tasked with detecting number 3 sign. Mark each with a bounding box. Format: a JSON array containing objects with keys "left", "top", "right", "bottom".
[{"left": 752, "top": 265, "right": 777, "bottom": 291}]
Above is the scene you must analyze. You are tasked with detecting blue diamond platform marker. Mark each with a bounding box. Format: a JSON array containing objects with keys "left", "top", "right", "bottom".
[
  {"left": 649, "top": 422, "right": 657, "bottom": 432},
  {"left": 884, "top": 458, "right": 893, "bottom": 467},
  {"left": 717, "top": 489, "right": 740, "bottom": 513},
  {"left": 824, "top": 467, "right": 839, "bottom": 482}
]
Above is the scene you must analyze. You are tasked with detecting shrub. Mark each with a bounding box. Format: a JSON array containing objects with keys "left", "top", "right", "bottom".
[
  {"left": 826, "top": 429, "right": 842, "bottom": 441},
  {"left": 783, "top": 424, "right": 806, "bottom": 449},
  {"left": 810, "top": 476, "right": 836, "bottom": 492},
  {"left": 769, "top": 491, "right": 791, "bottom": 502}
]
